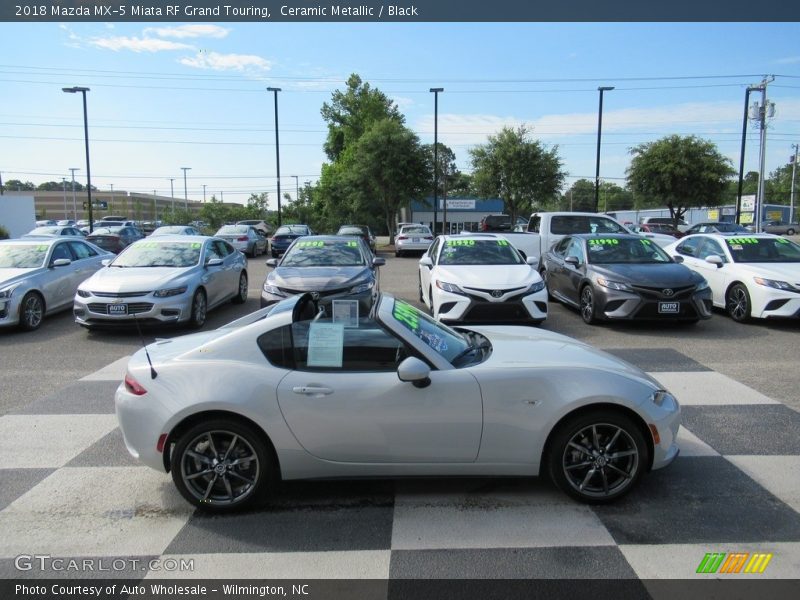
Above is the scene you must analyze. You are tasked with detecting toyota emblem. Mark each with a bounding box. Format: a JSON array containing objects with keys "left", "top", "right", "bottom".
[
  {"left": 310, "top": 292, "right": 320, "bottom": 300},
  {"left": 491, "top": 290, "right": 504, "bottom": 298},
  {"left": 662, "top": 289, "right": 674, "bottom": 297}
]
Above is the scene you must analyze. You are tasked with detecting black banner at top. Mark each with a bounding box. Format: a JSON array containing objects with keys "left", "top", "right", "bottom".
[{"left": 4, "top": 0, "right": 800, "bottom": 22}]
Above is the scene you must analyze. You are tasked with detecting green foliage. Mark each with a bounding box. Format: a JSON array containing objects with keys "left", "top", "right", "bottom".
[
  {"left": 161, "top": 208, "right": 196, "bottom": 226},
  {"left": 627, "top": 135, "right": 734, "bottom": 223},
  {"left": 561, "top": 179, "right": 596, "bottom": 212},
  {"left": 469, "top": 125, "right": 565, "bottom": 223},
  {"left": 0, "top": 225, "right": 9, "bottom": 240},
  {"left": 765, "top": 162, "right": 796, "bottom": 205},
  {"left": 5, "top": 179, "right": 35, "bottom": 191}
]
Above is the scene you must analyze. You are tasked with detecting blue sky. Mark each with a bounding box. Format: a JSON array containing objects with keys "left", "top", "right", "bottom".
[{"left": 1, "top": 22, "right": 799, "bottom": 206}]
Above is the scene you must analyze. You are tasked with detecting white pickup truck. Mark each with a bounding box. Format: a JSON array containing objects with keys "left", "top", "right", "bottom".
[{"left": 479, "top": 212, "right": 675, "bottom": 271}]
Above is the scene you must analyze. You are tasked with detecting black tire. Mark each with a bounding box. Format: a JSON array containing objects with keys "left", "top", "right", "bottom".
[
  {"left": 19, "top": 291, "right": 44, "bottom": 331},
  {"left": 395, "top": 250, "right": 403, "bottom": 258},
  {"left": 418, "top": 274, "right": 424, "bottom": 302},
  {"left": 188, "top": 288, "right": 207, "bottom": 329},
  {"left": 170, "top": 418, "right": 274, "bottom": 512},
  {"left": 232, "top": 271, "right": 248, "bottom": 304},
  {"left": 726, "top": 283, "right": 751, "bottom": 323},
  {"left": 547, "top": 410, "right": 648, "bottom": 504},
  {"left": 579, "top": 285, "right": 597, "bottom": 325},
  {"left": 429, "top": 286, "right": 435, "bottom": 317},
  {"left": 787, "top": 228, "right": 795, "bottom": 236}
]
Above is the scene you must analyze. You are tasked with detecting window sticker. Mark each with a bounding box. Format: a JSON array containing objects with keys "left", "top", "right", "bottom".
[
  {"left": 36, "top": 245, "right": 48, "bottom": 251},
  {"left": 332, "top": 299, "right": 359, "bottom": 328},
  {"left": 346, "top": 241, "right": 358, "bottom": 248},
  {"left": 393, "top": 300, "right": 420, "bottom": 332},
  {"left": 726, "top": 237, "right": 758, "bottom": 245},
  {"left": 296, "top": 241, "right": 325, "bottom": 248},
  {"left": 420, "top": 331, "right": 448, "bottom": 353},
  {"left": 446, "top": 239, "right": 475, "bottom": 246},
  {"left": 588, "top": 238, "right": 619, "bottom": 245},
  {"left": 641, "top": 239, "right": 652, "bottom": 246},
  {"left": 776, "top": 238, "right": 790, "bottom": 244},
  {"left": 730, "top": 244, "right": 743, "bottom": 251},
  {"left": 496, "top": 239, "right": 509, "bottom": 246},
  {"left": 307, "top": 322, "right": 344, "bottom": 368},
  {"left": 191, "top": 243, "right": 201, "bottom": 249}
]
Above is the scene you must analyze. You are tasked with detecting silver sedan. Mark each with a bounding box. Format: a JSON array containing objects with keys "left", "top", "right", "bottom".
[
  {"left": 74, "top": 236, "right": 247, "bottom": 329},
  {"left": 0, "top": 237, "right": 110, "bottom": 331},
  {"left": 116, "top": 292, "right": 680, "bottom": 512}
]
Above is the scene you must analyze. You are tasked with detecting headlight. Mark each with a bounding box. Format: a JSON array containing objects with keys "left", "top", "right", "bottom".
[
  {"left": 263, "top": 283, "right": 285, "bottom": 296},
  {"left": 153, "top": 286, "right": 187, "bottom": 298},
  {"left": 596, "top": 277, "right": 633, "bottom": 292},
  {"left": 349, "top": 280, "right": 374, "bottom": 295},
  {"left": 436, "top": 280, "right": 465, "bottom": 294},
  {"left": 76, "top": 289, "right": 91, "bottom": 298},
  {"left": 0, "top": 285, "right": 18, "bottom": 300},
  {"left": 695, "top": 279, "right": 709, "bottom": 291},
  {"left": 753, "top": 277, "right": 798, "bottom": 292},
  {"left": 525, "top": 280, "right": 546, "bottom": 294},
  {"left": 651, "top": 390, "right": 678, "bottom": 408}
]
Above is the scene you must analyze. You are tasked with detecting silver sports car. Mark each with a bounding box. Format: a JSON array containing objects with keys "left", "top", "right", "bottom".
[
  {"left": 74, "top": 236, "right": 247, "bottom": 329},
  {"left": 116, "top": 292, "right": 680, "bottom": 512}
]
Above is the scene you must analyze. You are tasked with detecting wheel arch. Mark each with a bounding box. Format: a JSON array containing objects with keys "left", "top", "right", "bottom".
[
  {"left": 162, "top": 409, "right": 281, "bottom": 478},
  {"left": 540, "top": 402, "right": 655, "bottom": 473}
]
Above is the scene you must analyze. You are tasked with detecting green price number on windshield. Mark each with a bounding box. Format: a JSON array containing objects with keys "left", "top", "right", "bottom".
[
  {"left": 297, "top": 241, "right": 325, "bottom": 248},
  {"left": 588, "top": 238, "right": 619, "bottom": 245},
  {"left": 393, "top": 299, "right": 419, "bottom": 331},
  {"left": 727, "top": 237, "right": 758, "bottom": 245},
  {"left": 497, "top": 239, "right": 509, "bottom": 246},
  {"left": 446, "top": 239, "right": 475, "bottom": 246},
  {"left": 346, "top": 241, "right": 358, "bottom": 247}
]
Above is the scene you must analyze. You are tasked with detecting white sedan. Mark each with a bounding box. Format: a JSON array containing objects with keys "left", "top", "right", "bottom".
[
  {"left": 663, "top": 233, "right": 800, "bottom": 322},
  {"left": 116, "top": 292, "right": 680, "bottom": 511},
  {"left": 419, "top": 234, "right": 548, "bottom": 324}
]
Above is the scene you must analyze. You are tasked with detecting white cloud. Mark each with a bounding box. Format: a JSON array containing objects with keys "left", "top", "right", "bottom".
[
  {"left": 393, "top": 96, "right": 415, "bottom": 110},
  {"left": 179, "top": 51, "right": 272, "bottom": 72},
  {"left": 88, "top": 36, "right": 193, "bottom": 53},
  {"left": 144, "top": 25, "right": 230, "bottom": 39},
  {"left": 776, "top": 56, "right": 800, "bottom": 65}
]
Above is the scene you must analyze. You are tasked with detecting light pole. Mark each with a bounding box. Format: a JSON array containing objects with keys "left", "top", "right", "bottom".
[
  {"left": 153, "top": 190, "right": 157, "bottom": 221},
  {"left": 202, "top": 184, "right": 207, "bottom": 203},
  {"left": 791, "top": 144, "right": 799, "bottom": 224},
  {"left": 181, "top": 167, "right": 191, "bottom": 212},
  {"left": 169, "top": 178, "right": 175, "bottom": 213},
  {"left": 736, "top": 86, "right": 758, "bottom": 225},
  {"left": 69, "top": 167, "right": 79, "bottom": 222},
  {"left": 267, "top": 87, "right": 282, "bottom": 226},
  {"left": 109, "top": 183, "right": 114, "bottom": 214},
  {"left": 594, "top": 86, "right": 614, "bottom": 213},
  {"left": 430, "top": 87, "right": 443, "bottom": 234},
  {"left": 62, "top": 178, "right": 67, "bottom": 219},
  {"left": 63, "top": 87, "right": 94, "bottom": 232}
]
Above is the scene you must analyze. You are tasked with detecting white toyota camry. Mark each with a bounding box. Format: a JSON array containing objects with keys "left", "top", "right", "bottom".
[
  {"left": 116, "top": 292, "right": 680, "bottom": 512},
  {"left": 419, "top": 234, "right": 548, "bottom": 324},
  {"left": 663, "top": 233, "right": 800, "bottom": 322}
]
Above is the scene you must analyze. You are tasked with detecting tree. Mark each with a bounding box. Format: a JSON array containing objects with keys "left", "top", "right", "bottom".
[
  {"left": 448, "top": 172, "right": 474, "bottom": 197},
  {"left": 562, "top": 179, "right": 596, "bottom": 212},
  {"left": 600, "top": 181, "right": 634, "bottom": 212},
  {"left": 766, "top": 162, "right": 796, "bottom": 205},
  {"left": 627, "top": 135, "right": 734, "bottom": 225},
  {"left": 5, "top": 179, "right": 35, "bottom": 191},
  {"left": 320, "top": 74, "right": 404, "bottom": 162},
  {"left": 346, "top": 119, "right": 428, "bottom": 242},
  {"left": 469, "top": 126, "right": 565, "bottom": 223},
  {"left": 244, "top": 192, "right": 270, "bottom": 219}
]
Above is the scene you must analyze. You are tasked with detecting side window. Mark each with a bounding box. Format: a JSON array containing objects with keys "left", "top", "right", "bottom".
[
  {"left": 291, "top": 318, "right": 407, "bottom": 372},
  {"left": 527, "top": 215, "right": 540, "bottom": 233},
  {"left": 68, "top": 241, "right": 96, "bottom": 260},
  {"left": 428, "top": 237, "right": 441, "bottom": 262},
  {"left": 213, "top": 240, "right": 231, "bottom": 257},
  {"left": 206, "top": 242, "right": 224, "bottom": 261},
  {"left": 697, "top": 239, "right": 725, "bottom": 261},
  {"left": 553, "top": 237, "right": 571, "bottom": 256},
  {"left": 50, "top": 243, "right": 73, "bottom": 262},
  {"left": 566, "top": 239, "right": 585, "bottom": 263},
  {"left": 257, "top": 325, "right": 294, "bottom": 369},
  {"left": 676, "top": 237, "right": 702, "bottom": 257}
]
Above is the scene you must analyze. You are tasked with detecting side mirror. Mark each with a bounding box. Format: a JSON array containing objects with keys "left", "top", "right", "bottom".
[
  {"left": 205, "top": 258, "right": 223, "bottom": 267},
  {"left": 419, "top": 255, "right": 433, "bottom": 269},
  {"left": 705, "top": 255, "right": 724, "bottom": 268},
  {"left": 565, "top": 256, "right": 580, "bottom": 267},
  {"left": 372, "top": 257, "right": 386, "bottom": 267},
  {"left": 266, "top": 258, "right": 278, "bottom": 268},
  {"left": 51, "top": 258, "right": 71, "bottom": 268},
  {"left": 672, "top": 255, "right": 684, "bottom": 264},
  {"left": 397, "top": 356, "right": 431, "bottom": 389},
  {"left": 526, "top": 256, "right": 537, "bottom": 266}
]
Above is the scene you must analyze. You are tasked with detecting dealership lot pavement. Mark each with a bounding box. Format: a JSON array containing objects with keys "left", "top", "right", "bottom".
[{"left": 1, "top": 250, "right": 799, "bottom": 585}]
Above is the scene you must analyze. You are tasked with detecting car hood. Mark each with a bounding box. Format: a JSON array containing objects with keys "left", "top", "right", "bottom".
[
  {"left": 269, "top": 266, "right": 372, "bottom": 290},
  {"left": 590, "top": 263, "right": 702, "bottom": 287},
  {"left": 434, "top": 265, "right": 537, "bottom": 287},
  {"left": 0, "top": 267, "right": 40, "bottom": 287},
  {"left": 465, "top": 325, "right": 660, "bottom": 386},
  {"left": 82, "top": 266, "right": 196, "bottom": 292},
  {"left": 727, "top": 262, "right": 800, "bottom": 283}
]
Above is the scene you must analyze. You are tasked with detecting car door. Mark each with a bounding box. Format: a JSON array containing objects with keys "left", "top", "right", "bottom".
[
  {"left": 40, "top": 241, "right": 77, "bottom": 311},
  {"left": 693, "top": 238, "right": 731, "bottom": 305},
  {"left": 562, "top": 238, "right": 588, "bottom": 305},
  {"left": 201, "top": 241, "right": 228, "bottom": 306},
  {"left": 217, "top": 240, "right": 241, "bottom": 298},
  {"left": 67, "top": 241, "right": 104, "bottom": 292},
  {"left": 545, "top": 237, "right": 572, "bottom": 300},
  {"left": 419, "top": 237, "right": 440, "bottom": 305},
  {"left": 275, "top": 319, "right": 483, "bottom": 463}
]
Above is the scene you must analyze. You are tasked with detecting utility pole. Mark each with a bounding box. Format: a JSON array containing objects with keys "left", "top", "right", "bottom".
[
  {"left": 791, "top": 143, "right": 799, "bottom": 224},
  {"left": 181, "top": 167, "right": 191, "bottom": 211},
  {"left": 202, "top": 184, "right": 207, "bottom": 203},
  {"left": 736, "top": 86, "right": 757, "bottom": 225},
  {"left": 0, "top": 171, "right": 4, "bottom": 195},
  {"left": 267, "top": 87, "right": 282, "bottom": 225},
  {"left": 109, "top": 183, "right": 114, "bottom": 214},
  {"left": 751, "top": 76, "right": 775, "bottom": 233},
  {"left": 69, "top": 168, "right": 79, "bottom": 221},
  {"left": 62, "top": 178, "right": 67, "bottom": 219},
  {"left": 595, "top": 86, "right": 614, "bottom": 213},
  {"left": 430, "top": 88, "right": 443, "bottom": 234}
]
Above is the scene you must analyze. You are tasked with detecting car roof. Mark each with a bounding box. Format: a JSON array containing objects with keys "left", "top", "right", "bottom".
[{"left": 571, "top": 233, "right": 643, "bottom": 240}]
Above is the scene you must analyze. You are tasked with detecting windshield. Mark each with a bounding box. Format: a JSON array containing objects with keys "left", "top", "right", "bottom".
[
  {"left": 390, "top": 298, "right": 469, "bottom": 364},
  {"left": 438, "top": 238, "right": 524, "bottom": 265},
  {"left": 401, "top": 226, "right": 431, "bottom": 235},
  {"left": 551, "top": 216, "right": 626, "bottom": 235},
  {"left": 152, "top": 226, "right": 188, "bottom": 235},
  {"left": 275, "top": 225, "right": 307, "bottom": 236},
  {"left": 28, "top": 227, "right": 59, "bottom": 235},
  {"left": 90, "top": 227, "right": 121, "bottom": 236},
  {"left": 217, "top": 225, "right": 248, "bottom": 235},
  {"left": 281, "top": 239, "right": 366, "bottom": 267},
  {"left": 112, "top": 241, "right": 203, "bottom": 267},
  {"left": 725, "top": 237, "right": 800, "bottom": 263},
  {"left": 587, "top": 238, "right": 672, "bottom": 264},
  {"left": 0, "top": 244, "right": 49, "bottom": 268}
]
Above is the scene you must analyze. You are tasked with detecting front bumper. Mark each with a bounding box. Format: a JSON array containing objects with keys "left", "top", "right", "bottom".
[
  {"left": 0, "top": 295, "right": 22, "bottom": 328},
  {"left": 751, "top": 287, "right": 800, "bottom": 319},
  {"left": 594, "top": 284, "right": 713, "bottom": 321},
  {"left": 260, "top": 286, "right": 376, "bottom": 314},
  {"left": 435, "top": 286, "right": 548, "bottom": 324},
  {"left": 74, "top": 290, "right": 193, "bottom": 327}
]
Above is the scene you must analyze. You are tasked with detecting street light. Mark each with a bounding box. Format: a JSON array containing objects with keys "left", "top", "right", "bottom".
[
  {"left": 69, "top": 167, "right": 79, "bottom": 222},
  {"left": 430, "top": 87, "right": 443, "bottom": 234},
  {"left": 291, "top": 175, "right": 300, "bottom": 224},
  {"left": 62, "top": 87, "right": 94, "bottom": 232},
  {"left": 181, "top": 167, "right": 191, "bottom": 212},
  {"left": 267, "top": 87, "right": 282, "bottom": 226},
  {"left": 594, "top": 86, "right": 614, "bottom": 213},
  {"left": 62, "top": 178, "right": 67, "bottom": 219}
]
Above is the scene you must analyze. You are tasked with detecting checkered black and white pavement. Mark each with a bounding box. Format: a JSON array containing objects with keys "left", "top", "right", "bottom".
[{"left": 1, "top": 348, "right": 799, "bottom": 584}]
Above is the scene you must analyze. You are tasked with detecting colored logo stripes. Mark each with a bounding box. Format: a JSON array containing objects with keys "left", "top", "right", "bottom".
[{"left": 696, "top": 552, "right": 773, "bottom": 574}]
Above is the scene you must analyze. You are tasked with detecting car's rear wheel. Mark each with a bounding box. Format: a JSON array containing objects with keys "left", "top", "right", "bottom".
[
  {"left": 548, "top": 410, "right": 647, "bottom": 504},
  {"left": 189, "top": 288, "right": 207, "bottom": 329},
  {"left": 418, "top": 274, "right": 424, "bottom": 303},
  {"left": 726, "top": 283, "right": 751, "bottom": 323},
  {"left": 232, "top": 272, "right": 248, "bottom": 304},
  {"left": 580, "top": 285, "right": 597, "bottom": 325},
  {"left": 787, "top": 228, "right": 796, "bottom": 236},
  {"left": 171, "top": 419, "right": 273, "bottom": 512},
  {"left": 540, "top": 268, "right": 553, "bottom": 300},
  {"left": 19, "top": 292, "right": 44, "bottom": 331}
]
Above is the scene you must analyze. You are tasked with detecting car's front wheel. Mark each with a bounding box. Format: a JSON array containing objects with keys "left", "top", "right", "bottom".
[
  {"left": 787, "top": 228, "right": 796, "bottom": 236},
  {"left": 726, "top": 283, "right": 751, "bottom": 323},
  {"left": 548, "top": 410, "right": 648, "bottom": 504},
  {"left": 171, "top": 418, "right": 273, "bottom": 512},
  {"left": 188, "top": 288, "right": 207, "bottom": 329},
  {"left": 232, "top": 271, "right": 248, "bottom": 304},
  {"left": 418, "top": 274, "right": 424, "bottom": 303},
  {"left": 19, "top": 291, "right": 44, "bottom": 331},
  {"left": 580, "top": 285, "right": 597, "bottom": 325}
]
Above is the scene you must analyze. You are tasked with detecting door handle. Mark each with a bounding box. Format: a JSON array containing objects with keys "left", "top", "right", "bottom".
[{"left": 292, "top": 386, "right": 334, "bottom": 396}]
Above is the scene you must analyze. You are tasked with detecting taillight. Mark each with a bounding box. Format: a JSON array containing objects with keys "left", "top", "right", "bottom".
[
  {"left": 397, "top": 235, "right": 407, "bottom": 241},
  {"left": 424, "top": 236, "right": 433, "bottom": 240},
  {"left": 124, "top": 374, "right": 147, "bottom": 396},
  {"left": 237, "top": 236, "right": 248, "bottom": 242}
]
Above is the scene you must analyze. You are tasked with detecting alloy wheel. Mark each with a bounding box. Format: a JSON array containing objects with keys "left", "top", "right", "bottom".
[
  {"left": 580, "top": 286, "right": 595, "bottom": 324},
  {"left": 20, "top": 293, "right": 44, "bottom": 330},
  {"left": 726, "top": 284, "right": 750, "bottom": 322}
]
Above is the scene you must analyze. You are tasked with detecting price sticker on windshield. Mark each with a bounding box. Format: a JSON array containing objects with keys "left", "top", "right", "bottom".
[
  {"left": 297, "top": 241, "right": 325, "bottom": 248},
  {"left": 446, "top": 239, "right": 475, "bottom": 246},
  {"left": 496, "top": 239, "right": 509, "bottom": 246},
  {"left": 727, "top": 237, "right": 758, "bottom": 245},
  {"left": 588, "top": 238, "right": 619, "bottom": 245},
  {"left": 191, "top": 243, "right": 201, "bottom": 249}
]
